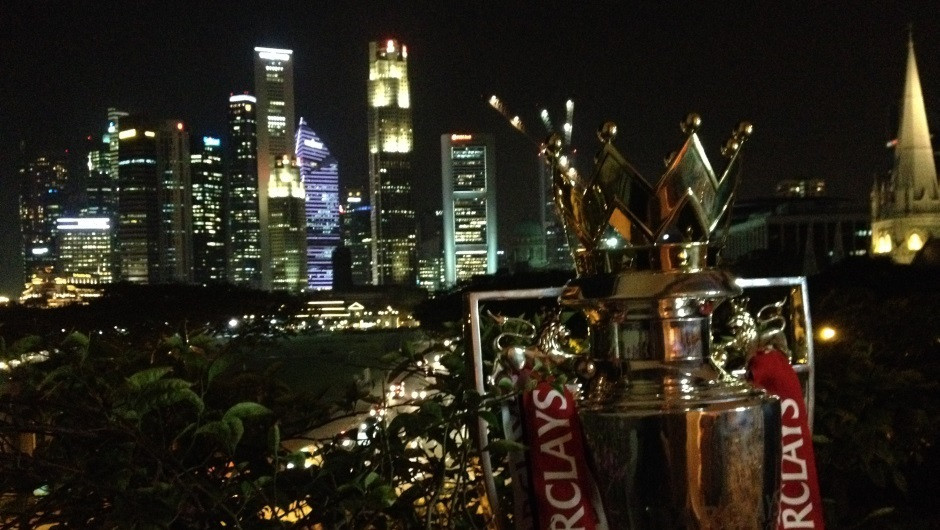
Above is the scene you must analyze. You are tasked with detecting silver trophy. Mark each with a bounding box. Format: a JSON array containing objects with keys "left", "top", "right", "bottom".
[{"left": 544, "top": 115, "right": 782, "bottom": 528}]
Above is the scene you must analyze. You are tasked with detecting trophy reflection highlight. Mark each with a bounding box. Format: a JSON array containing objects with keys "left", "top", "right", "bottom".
[{"left": 546, "top": 115, "right": 781, "bottom": 528}]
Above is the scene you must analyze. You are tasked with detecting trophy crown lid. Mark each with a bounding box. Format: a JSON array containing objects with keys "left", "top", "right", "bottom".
[{"left": 545, "top": 113, "right": 753, "bottom": 274}]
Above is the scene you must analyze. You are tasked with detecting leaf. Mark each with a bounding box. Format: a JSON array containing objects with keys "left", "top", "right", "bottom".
[
  {"left": 127, "top": 366, "right": 173, "bottom": 389},
  {"left": 207, "top": 356, "right": 231, "bottom": 385},
  {"left": 419, "top": 400, "right": 443, "bottom": 420},
  {"left": 223, "top": 401, "right": 272, "bottom": 422},
  {"left": 478, "top": 410, "right": 500, "bottom": 427},
  {"left": 226, "top": 416, "right": 245, "bottom": 450}
]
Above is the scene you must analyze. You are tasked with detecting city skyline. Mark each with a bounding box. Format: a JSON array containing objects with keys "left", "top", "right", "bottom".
[{"left": 2, "top": 3, "right": 939, "bottom": 295}]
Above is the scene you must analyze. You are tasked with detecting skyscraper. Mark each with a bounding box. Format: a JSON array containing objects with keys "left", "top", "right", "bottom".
[
  {"left": 368, "top": 39, "right": 416, "bottom": 285},
  {"left": 871, "top": 34, "right": 940, "bottom": 264},
  {"left": 191, "top": 136, "right": 226, "bottom": 283},
  {"left": 268, "top": 155, "right": 307, "bottom": 292},
  {"left": 253, "top": 46, "right": 296, "bottom": 289},
  {"left": 56, "top": 217, "right": 113, "bottom": 285},
  {"left": 340, "top": 188, "right": 372, "bottom": 286},
  {"left": 227, "top": 93, "right": 263, "bottom": 287},
  {"left": 116, "top": 117, "right": 193, "bottom": 284},
  {"left": 19, "top": 154, "right": 68, "bottom": 280},
  {"left": 295, "top": 118, "right": 340, "bottom": 290},
  {"left": 440, "top": 134, "right": 498, "bottom": 284}
]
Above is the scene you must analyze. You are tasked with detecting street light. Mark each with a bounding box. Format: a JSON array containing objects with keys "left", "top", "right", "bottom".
[{"left": 818, "top": 326, "right": 837, "bottom": 342}]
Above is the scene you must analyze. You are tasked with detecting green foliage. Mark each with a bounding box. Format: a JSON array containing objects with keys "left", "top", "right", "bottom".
[
  {"left": 812, "top": 272, "right": 940, "bottom": 528},
  {"left": 0, "top": 320, "right": 517, "bottom": 528}
]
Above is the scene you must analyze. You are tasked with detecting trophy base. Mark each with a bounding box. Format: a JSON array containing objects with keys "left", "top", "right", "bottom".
[{"left": 579, "top": 392, "right": 781, "bottom": 529}]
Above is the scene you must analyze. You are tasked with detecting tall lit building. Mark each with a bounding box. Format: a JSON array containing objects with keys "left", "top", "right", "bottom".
[
  {"left": 116, "top": 117, "right": 193, "bottom": 284},
  {"left": 440, "top": 134, "right": 498, "bottom": 285},
  {"left": 191, "top": 136, "right": 226, "bottom": 283},
  {"left": 56, "top": 217, "right": 113, "bottom": 285},
  {"left": 107, "top": 108, "right": 129, "bottom": 186},
  {"left": 19, "top": 154, "right": 68, "bottom": 280},
  {"left": 368, "top": 39, "right": 416, "bottom": 285},
  {"left": 253, "top": 46, "right": 296, "bottom": 289},
  {"left": 871, "top": 34, "right": 940, "bottom": 264},
  {"left": 340, "top": 188, "right": 372, "bottom": 286},
  {"left": 268, "top": 155, "right": 307, "bottom": 292},
  {"left": 296, "top": 118, "right": 340, "bottom": 290},
  {"left": 84, "top": 140, "right": 115, "bottom": 217},
  {"left": 227, "top": 93, "right": 263, "bottom": 287}
]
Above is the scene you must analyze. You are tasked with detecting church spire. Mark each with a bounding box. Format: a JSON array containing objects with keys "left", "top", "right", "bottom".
[{"left": 894, "top": 32, "right": 938, "bottom": 203}]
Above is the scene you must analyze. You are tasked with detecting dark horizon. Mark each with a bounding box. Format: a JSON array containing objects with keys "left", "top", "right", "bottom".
[{"left": 2, "top": 2, "right": 938, "bottom": 297}]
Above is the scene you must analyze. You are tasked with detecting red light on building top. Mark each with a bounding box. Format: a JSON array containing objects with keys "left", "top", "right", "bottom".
[{"left": 451, "top": 134, "right": 473, "bottom": 142}]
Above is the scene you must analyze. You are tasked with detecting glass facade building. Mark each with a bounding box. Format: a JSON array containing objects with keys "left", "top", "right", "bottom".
[
  {"left": 295, "top": 118, "right": 340, "bottom": 290},
  {"left": 253, "top": 47, "right": 296, "bottom": 289},
  {"left": 440, "top": 134, "right": 498, "bottom": 285},
  {"left": 19, "top": 155, "right": 68, "bottom": 280},
  {"left": 227, "top": 93, "right": 263, "bottom": 288},
  {"left": 368, "top": 39, "right": 416, "bottom": 285},
  {"left": 191, "top": 136, "right": 226, "bottom": 283},
  {"left": 268, "top": 155, "right": 307, "bottom": 292},
  {"left": 56, "top": 217, "right": 113, "bottom": 284},
  {"left": 116, "top": 117, "right": 192, "bottom": 284},
  {"left": 340, "top": 188, "right": 373, "bottom": 287}
]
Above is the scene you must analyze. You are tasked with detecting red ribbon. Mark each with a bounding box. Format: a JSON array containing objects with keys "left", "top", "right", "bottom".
[
  {"left": 749, "top": 349, "right": 825, "bottom": 529},
  {"left": 522, "top": 381, "right": 603, "bottom": 530}
]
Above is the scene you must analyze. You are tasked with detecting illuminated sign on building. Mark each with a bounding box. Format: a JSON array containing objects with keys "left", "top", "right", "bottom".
[{"left": 203, "top": 136, "right": 221, "bottom": 147}]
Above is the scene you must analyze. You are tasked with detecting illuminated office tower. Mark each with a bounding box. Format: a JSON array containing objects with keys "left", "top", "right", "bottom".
[
  {"left": 227, "top": 93, "right": 263, "bottom": 287},
  {"left": 19, "top": 154, "right": 68, "bottom": 280},
  {"left": 107, "top": 107, "right": 129, "bottom": 184},
  {"left": 253, "top": 46, "right": 296, "bottom": 289},
  {"left": 191, "top": 136, "right": 226, "bottom": 283},
  {"left": 295, "top": 118, "right": 340, "bottom": 290},
  {"left": 116, "top": 117, "right": 193, "bottom": 284},
  {"left": 84, "top": 137, "right": 114, "bottom": 217},
  {"left": 368, "top": 39, "right": 416, "bottom": 285},
  {"left": 340, "top": 188, "right": 372, "bottom": 286},
  {"left": 268, "top": 155, "right": 307, "bottom": 292},
  {"left": 56, "top": 217, "right": 113, "bottom": 285},
  {"left": 440, "top": 134, "right": 498, "bottom": 284}
]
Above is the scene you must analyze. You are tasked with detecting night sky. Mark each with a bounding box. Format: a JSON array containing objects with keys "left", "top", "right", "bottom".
[{"left": 1, "top": 2, "right": 938, "bottom": 297}]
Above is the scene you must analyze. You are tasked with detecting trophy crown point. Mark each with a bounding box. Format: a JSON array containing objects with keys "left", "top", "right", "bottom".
[
  {"left": 543, "top": 132, "right": 564, "bottom": 159},
  {"left": 597, "top": 121, "right": 618, "bottom": 143},
  {"left": 681, "top": 113, "right": 702, "bottom": 134}
]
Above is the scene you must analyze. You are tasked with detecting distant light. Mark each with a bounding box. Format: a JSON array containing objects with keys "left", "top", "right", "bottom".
[
  {"left": 386, "top": 40, "right": 395, "bottom": 54},
  {"left": 229, "top": 94, "right": 257, "bottom": 104},
  {"left": 107, "top": 121, "right": 116, "bottom": 133},
  {"left": 566, "top": 99, "right": 574, "bottom": 110},
  {"left": 563, "top": 122, "right": 572, "bottom": 133},
  {"left": 57, "top": 217, "right": 110, "bottom": 230},
  {"left": 303, "top": 138, "right": 324, "bottom": 150},
  {"left": 450, "top": 134, "right": 472, "bottom": 142},
  {"left": 540, "top": 109, "right": 549, "bottom": 119},
  {"left": 605, "top": 237, "right": 618, "bottom": 248},
  {"left": 228, "top": 318, "right": 239, "bottom": 328},
  {"left": 144, "top": 131, "right": 156, "bottom": 138},
  {"left": 118, "top": 129, "right": 137, "bottom": 140},
  {"left": 402, "top": 45, "right": 407, "bottom": 58},
  {"left": 256, "top": 47, "right": 292, "bottom": 61},
  {"left": 31, "top": 247, "right": 49, "bottom": 256},
  {"left": 203, "top": 136, "right": 221, "bottom": 147},
  {"left": 907, "top": 233, "right": 925, "bottom": 252},
  {"left": 818, "top": 326, "right": 837, "bottom": 342},
  {"left": 176, "top": 122, "right": 183, "bottom": 131}
]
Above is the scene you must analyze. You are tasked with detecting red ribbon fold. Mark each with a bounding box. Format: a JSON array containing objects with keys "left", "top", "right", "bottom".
[
  {"left": 749, "top": 349, "right": 825, "bottom": 530},
  {"left": 522, "top": 381, "right": 603, "bottom": 530}
]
